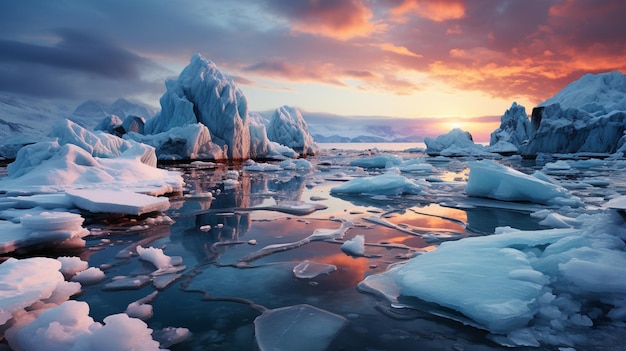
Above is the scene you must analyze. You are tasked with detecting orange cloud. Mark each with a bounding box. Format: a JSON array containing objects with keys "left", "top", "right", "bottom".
[
  {"left": 373, "top": 42, "right": 423, "bottom": 58},
  {"left": 284, "top": 0, "right": 378, "bottom": 39},
  {"left": 391, "top": 0, "right": 466, "bottom": 22}
]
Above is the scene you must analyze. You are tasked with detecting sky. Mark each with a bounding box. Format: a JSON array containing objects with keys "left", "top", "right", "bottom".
[{"left": 1, "top": 0, "right": 625, "bottom": 141}]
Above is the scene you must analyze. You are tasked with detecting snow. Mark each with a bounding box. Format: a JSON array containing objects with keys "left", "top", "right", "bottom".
[
  {"left": 0, "top": 257, "right": 80, "bottom": 325},
  {"left": 465, "top": 160, "right": 581, "bottom": 207},
  {"left": 71, "top": 267, "right": 106, "bottom": 285},
  {"left": 136, "top": 245, "right": 175, "bottom": 270},
  {"left": 330, "top": 170, "right": 427, "bottom": 196},
  {"left": 341, "top": 234, "right": 366, "bottom": 256},
  {"left": 254, "top": 304, "right": 347, "bottom": 351}
]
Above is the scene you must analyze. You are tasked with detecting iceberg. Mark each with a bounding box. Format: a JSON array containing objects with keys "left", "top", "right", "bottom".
[
  {"left": 513, "top": 71, "right": 626, "bottom": 156},
  {"left": 488, "top": 102, "right": 531, "bottom": 153},
  {"left": 424, "top": 128, "right": 496, "bottom": 157},
  {"left": 266, "top": 105, "right": 317, "bottom": 156},
  {"left": 66, "top": 189, "right": 170, "bottom": 215},
  {"left": 465, "top": 160, "right": 580, "bottom": 207},
  {"left": 146, "top": 53, "right": 251, "bottom": 160}
]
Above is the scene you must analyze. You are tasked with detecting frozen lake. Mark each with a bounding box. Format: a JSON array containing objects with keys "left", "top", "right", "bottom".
[{"left": 2, "top": 145, "right": 626, "bottom": 350}]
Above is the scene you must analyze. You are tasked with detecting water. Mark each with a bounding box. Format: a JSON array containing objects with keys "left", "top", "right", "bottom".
[{"left": 3, "top": 146, "right": 625, "bottom": 350}]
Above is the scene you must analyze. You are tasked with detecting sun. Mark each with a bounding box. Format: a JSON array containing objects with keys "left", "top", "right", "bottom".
[{"left": 448, "top": 121, "right": 463, "bottom": 130}]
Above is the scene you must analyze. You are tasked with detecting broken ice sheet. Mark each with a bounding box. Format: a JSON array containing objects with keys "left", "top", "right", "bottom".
[
  {"left": 254, "top": 304, "right": 347, "bottom": 351},
  {"left": 293, "top": 260, "right": 337, "bottom": 279}
]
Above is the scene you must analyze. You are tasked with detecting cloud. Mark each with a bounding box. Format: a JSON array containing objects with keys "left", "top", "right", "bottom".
[
  {"left": 0, "top": 27, "right": 165, "bottom": 101},
  {"left": 389, "top": 0, "right": 466, "bottom": 22},
  {"left": 259, "top": 0, "right": 377, "bottom": 39}
]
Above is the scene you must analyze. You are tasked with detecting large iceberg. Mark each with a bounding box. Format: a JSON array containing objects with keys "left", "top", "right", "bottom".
[
  {"left": 121, "top": 54, "right": 315, "bottom": 160},
  {"left": 517, "top": 71, "right": 626, "bottom": 156}
]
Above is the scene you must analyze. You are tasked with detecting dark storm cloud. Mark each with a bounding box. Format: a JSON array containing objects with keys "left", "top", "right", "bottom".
[{"left": 0, "top": 29, "right": 148, "bottom": 80}]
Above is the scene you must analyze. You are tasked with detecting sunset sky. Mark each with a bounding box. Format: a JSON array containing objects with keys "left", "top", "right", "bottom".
[{"left": 1, "top": 0, "right": 625, "bottom": 140}]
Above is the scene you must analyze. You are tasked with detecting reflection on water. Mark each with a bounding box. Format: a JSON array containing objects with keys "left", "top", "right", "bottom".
[{"left": 68, "top": 154, "right": 559, "bottom": 351}]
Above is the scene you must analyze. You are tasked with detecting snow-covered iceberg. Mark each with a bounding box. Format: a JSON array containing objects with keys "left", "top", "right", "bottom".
[{"left": 517, "top": 71, "right": 626, "bottom": 156}]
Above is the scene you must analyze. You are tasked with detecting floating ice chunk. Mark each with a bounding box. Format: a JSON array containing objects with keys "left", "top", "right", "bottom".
[
  {"left": 604, "top": 195, "right": 626, "bottom": 210},
  {"left": 280, "top": 158, "right": 312, "bottom": 170},
  {"left": 543, "top": 160, "right": 571, "bottom": 171},
  {"left": 152, "top": 327, "right": 192, "bottom": 349},
  {"left": 398, "top": 159, "right": 434, "bottom": 173},
  {"left": 243, "top": 160, "right": 282, "bottom": 172},
  {"left": 465, "top": 160, "right": 580, "bottom": 207},
  {"left": 559, "top": 250, "right": 626, "bottom": 293},
  {"left": 103, "top": 275, "right": 152, "bottom": 291},
  {"left": 531, "top": 211, "right": 583, "bottom": 228},
  {"left": 20, "top": 211, "right": 84, "bottom": 231},
  {"left": 136, "top": 246, "right": 174, "bottom": 270},
  {"left": 125, "top": 291, "right": 158, "bottom": 321},
  {"left": 330, "top": 172, "right": 427, "bottom": 196},
  {"left": 0, "top": 212, "right": 89, "bottom": 254},
  {"left": 254, "top": 304, "right": 347, "bottom": 351},
  {"left": 71, "top": 267, "right": 106, "bottom": 285},
  {"left": 66, "top": 189, "right": 170, "bottom": 215},
  {"left": 341, "top": 234, "right": 366, "bottom": 256},
  {"left": 349, "top": 155, "right": 401, "bottom": 168},
  {"left": 293, "top": 260, "right": 337, "bottom": 279}
]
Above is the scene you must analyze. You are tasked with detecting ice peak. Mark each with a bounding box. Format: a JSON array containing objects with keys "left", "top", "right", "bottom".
[{"left": 539, "top": 70, "right": 626, "bottom": 116}]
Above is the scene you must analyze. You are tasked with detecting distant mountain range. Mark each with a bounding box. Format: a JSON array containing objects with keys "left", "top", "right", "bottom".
[{"left": 0, "top": 94, "right": 438, "bottom": 149}]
